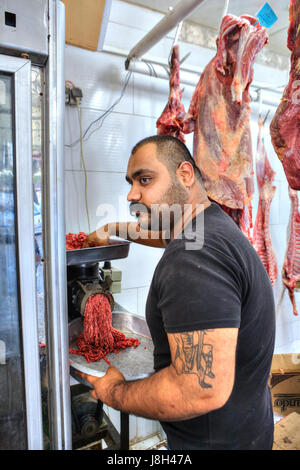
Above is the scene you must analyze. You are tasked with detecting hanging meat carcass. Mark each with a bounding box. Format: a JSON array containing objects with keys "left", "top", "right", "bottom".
[
  {"left": 270, "top": 0, "right": 300, "bottom": 190},
  {"left": 156, "top": 44, "right": 186, "bottom": 143},
  {"left": 282, "top": 188, "right": 300, "bottom": 316},
  {"left": 181, "top": 15, "right": 269, "bottom": 239},
  {"left": 253, "top": 116, "right": 278, "bottom": 286}
]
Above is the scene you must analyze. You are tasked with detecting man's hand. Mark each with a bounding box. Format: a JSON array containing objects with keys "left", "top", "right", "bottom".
[
  {"left": 76, "top": 366, "right": 125, "bottom": 407},
  {"left": 82, "top": 226, "right": 110, "bottom": 248}
]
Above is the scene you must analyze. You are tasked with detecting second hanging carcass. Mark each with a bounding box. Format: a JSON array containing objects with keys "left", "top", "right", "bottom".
[
  {"left": 156, "top": 44, "right": 186, "bottom": 143},
  {"left": 253, "top": 115, "right": 278, "bottom": 286},
  {"left": 282, "top": 188, "right": 300, "bottom": 316}
]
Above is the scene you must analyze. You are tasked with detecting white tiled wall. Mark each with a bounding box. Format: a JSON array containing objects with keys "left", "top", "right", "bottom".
[{"left": 64, "top": 0, "right": 300, "bottom": 443}]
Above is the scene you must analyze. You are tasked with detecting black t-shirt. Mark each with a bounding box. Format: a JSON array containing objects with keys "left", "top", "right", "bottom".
[{"left": 146, "top": 203, "right": 275, "bottom": 450}]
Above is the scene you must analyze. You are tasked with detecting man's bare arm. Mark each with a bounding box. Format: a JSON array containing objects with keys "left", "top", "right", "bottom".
[
  {"left": 83, "top": 222, "right": 166, "bottom": 248},
  {"left": 81, "top": 328, "right": 238, "bottom": 421}
]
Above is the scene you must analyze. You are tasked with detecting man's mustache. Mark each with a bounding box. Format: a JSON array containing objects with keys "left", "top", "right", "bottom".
[{"left": 129, "top": 203, "right": 151, "bottom": 216}]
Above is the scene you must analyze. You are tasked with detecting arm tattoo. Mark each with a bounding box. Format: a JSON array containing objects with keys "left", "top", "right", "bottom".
[{"left": 172, "top": 330, "right": 215, "bottom": 389}]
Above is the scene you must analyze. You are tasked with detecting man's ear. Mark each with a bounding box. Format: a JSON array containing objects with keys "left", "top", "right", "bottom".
[{"left": 176, "top": 161, "right": 195, "bottom": 188}]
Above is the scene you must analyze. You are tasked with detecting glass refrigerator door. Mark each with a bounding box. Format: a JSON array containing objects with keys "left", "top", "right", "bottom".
[{"left": 0, "top": 56, "right": 43, "bottom": 449}]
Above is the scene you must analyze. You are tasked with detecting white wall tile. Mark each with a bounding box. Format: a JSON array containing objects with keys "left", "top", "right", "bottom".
[
  {"left": 65, "top": 169, "right": 133, "bottom": 235},
  {"left": 112, "top": 243, "right": 164, "bottom": 290},
  {"left": 177, "top": 41, "right": 215, "bottom": 70},
  {"left": 65, "top": 170, "right": 86, "bottom": 234},
  {"left": 275, "top": 309, "right": 300, "bottom": 350},
  {"left": 103, "top": 405, "right": 120, "bottom": 433},
  {"left": 253, "top": 63, "right": 288, "bottom": 88},
  {"left": 103, "top": 404, "right": 159, "bottom": 443},
  {"left": 113, "top": 288, "right": 138, "bottom": 314},
  {"left": 136, "top": 416, "right": 161, "bottom": 441},
  {"left": 274, "top": 342, "right": 300, "bottom": 354},
  {"left": 65, "top": 44, "right": 133, "bottom": 113},
  {"left": 277, "top": 181, "right": 291, "bottom": 226},
  {"left": 132, "top": 72, "right": 170, "bottom": 119},
  {"left": 65, "top": 108, "right": 157, "bottom": 172}
]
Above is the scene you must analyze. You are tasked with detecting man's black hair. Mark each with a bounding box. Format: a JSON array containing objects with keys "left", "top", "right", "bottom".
[{"left": 131, "top": 134, "right": 203, "bottom": 184}]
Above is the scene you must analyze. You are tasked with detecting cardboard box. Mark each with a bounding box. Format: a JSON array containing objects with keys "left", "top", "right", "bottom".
[
  {"left": 273, "top": 412, "right": 300, "bottom": 450},
  {"left": 270, "top": 353, "right": 300, "bottom": 417},
  {"left": 61, "top": 0, "right": 112, "bottom": 51}
]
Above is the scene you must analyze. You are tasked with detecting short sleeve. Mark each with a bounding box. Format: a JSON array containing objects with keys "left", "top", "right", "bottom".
[{"left": 155, "top": 244, "right": 243, "bottom": 333}]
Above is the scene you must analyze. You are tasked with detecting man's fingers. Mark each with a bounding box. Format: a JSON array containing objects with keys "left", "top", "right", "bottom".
[
  {"left": 76, "top": 370, "right": 99, "bottom": 386},
  {"left": 105, "top": 365, "right": 116, "bottom": 374},
  {"left": 90, "top": 390, "right": 97, "bottom": 400},
  {"left": 82, "top": 236, "right": 92, "bottom": 248}
]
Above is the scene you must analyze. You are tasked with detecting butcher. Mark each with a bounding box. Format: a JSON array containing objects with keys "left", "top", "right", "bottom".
[{"left": 80, "top": 134, "right": 275, "bottom": 450}]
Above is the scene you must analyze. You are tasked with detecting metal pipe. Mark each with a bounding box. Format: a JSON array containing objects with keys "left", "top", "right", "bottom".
[
  {"left": 104, "top": 45, "right": 203, "bottom": 74},
  {"left": 250, "top": 92, "right": 281, "bottom": 109},
  {"left": 127, "top": 59, "right": 199, "bottom": 86},
  {"left": 104, "top": 45, "right": 285, "bottom": 96},
  {"left": 219, "top": 0, "right": 230, "bottom": 29},
  {"left": 222, "top": 0, "right": 230, "bottom": 19},
  {"left": 127, "top": 59, "right": 281, "bottom": 107},
  {"left": 125, "top": 0, "right": 208, "bottom": 67}
]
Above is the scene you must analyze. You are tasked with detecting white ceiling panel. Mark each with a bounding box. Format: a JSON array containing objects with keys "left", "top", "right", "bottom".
[{"left": 123, "top": 0, "right": 291, "bottom": 56}]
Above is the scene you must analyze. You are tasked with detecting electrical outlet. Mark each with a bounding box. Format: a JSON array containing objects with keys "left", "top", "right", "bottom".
[{"left": 65, "top": 86, "right": 83, "bottom": 105}]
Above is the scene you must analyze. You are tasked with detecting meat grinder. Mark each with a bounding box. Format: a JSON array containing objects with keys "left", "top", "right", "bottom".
[
  {"left": 66, "top": 240, "right": 130, "bottom": 447},
  {"left": 66, "top": 240, "right": 130, "bottom": 321}
]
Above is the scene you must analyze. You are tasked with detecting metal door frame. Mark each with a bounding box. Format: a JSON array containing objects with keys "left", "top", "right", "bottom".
[
  {"left": 44, "top": 0, "right": 72, "bottom": 450},
  {"left": 0, "top": 54, "right": 43, "bottom": 450},
  {"left": 0, "top": 0, "right": 72, "bottom": 450}
]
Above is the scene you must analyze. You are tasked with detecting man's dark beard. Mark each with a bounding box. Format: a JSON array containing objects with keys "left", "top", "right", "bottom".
[{"left": 130, "top": 179, "right": 189, "bottom": 233}]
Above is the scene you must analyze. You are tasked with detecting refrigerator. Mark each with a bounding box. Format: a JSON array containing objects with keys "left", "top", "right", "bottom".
[{"left": 0, "top": 0, "right": 71, "bottom": 449}]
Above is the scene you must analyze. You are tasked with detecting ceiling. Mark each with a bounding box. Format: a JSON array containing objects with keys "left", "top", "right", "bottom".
[{"left": 124, "top": 0, "right": 290, "bottom": 56}]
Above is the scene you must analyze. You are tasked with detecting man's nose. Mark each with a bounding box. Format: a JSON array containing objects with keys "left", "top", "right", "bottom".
[{"left": 127, "top": 185, "right": 141, "bottom": 202}]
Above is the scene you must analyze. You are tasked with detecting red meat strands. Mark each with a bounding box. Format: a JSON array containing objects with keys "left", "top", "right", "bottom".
[
  {"left": 66, "top": 232, "right": 87, "bottom": 250},
  {"left": 70, "top": 294, "right": 140, "bottom": 364}
]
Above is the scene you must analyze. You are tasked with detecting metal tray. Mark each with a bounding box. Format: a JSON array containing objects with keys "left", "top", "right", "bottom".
[
  {"left": 66, "top": 240, "right": 130, "bottom": 266},
  {"left": 69, "top": 311, "right": 154, "bottom": 387}
]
